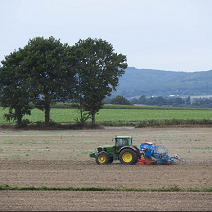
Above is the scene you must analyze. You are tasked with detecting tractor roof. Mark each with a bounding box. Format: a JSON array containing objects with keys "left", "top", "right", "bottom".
[{"left": 115, "top": 135, "right": 132, "bottom": 138}]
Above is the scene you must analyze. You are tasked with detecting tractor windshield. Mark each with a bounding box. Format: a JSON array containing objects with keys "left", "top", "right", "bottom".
[{"left": 115, "top": 137, "right": 131, "bottom": 146}]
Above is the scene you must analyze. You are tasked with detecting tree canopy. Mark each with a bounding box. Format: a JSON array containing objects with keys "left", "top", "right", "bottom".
[
  {"left": 0, "top": 48, "right": 32, "bottom": 126},
  {"left": 22, "top": 36, "right": 77, "bottom": 123},
  {"left": 0, "top": 36, "right": 77, "bottom": 125},
  {"left": 0, "top": 36, "right": 128, "bottom": 126},
  {"left": 71, "top": 37, "right": 128, "bottom": 123},
  {"left": 110, "top": 95, "right": 132, "bottom": 105}
]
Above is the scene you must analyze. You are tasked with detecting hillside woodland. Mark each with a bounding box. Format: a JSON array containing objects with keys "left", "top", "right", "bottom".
[{"left": 111, "top": 67, "right": 212, "bottom": 98}]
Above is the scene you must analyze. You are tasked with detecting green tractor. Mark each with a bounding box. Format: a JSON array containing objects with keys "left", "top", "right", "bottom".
[{"left": 89, "top": 135, "right": 141, "bottom": 165}]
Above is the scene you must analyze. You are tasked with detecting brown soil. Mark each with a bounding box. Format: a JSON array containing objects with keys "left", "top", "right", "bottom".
[{"left": 0, "top": 127, "right": 212, "bottom": 211}]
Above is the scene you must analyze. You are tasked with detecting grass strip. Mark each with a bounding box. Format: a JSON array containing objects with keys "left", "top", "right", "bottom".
[
  {"left": 0, "top": 185, "right": 211, "bottom": 192},
  {"left": 1, "top": 118, "right": 212, "bottom": 129}
]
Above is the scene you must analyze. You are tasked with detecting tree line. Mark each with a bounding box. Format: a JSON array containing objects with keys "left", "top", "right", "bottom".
[
  {"left": 131, "top": 95, "right": 212, "bottom": 108},
  {"left": 130, "top": 95, "right": 190, "bottom": 107},
  {"left": 0, "top": 36, "right": 127, "bottom": 126},
  {"left": 106, "top": 95, "right": 212, "bottom": 108}
]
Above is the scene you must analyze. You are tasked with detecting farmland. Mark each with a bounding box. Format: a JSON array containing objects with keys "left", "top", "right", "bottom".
[
  {"left": 0, "top": 105, "right": 212, "bottom": 211},
  {"left": 0, "top": 127, "right": 212, "bottom": 211},
  {"left": 0, "top": 106, "right": 212, "bottom": 125}
]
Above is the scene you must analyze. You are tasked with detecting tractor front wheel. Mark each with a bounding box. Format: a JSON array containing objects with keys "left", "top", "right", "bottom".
[
  {"left": 119, "top": 149, "right": 137, "bottom": 165},
  {"left": 96, "top": 152, "right": 110, "bottom": 165}
]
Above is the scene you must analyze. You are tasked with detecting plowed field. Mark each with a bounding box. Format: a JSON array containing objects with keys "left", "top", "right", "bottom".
[{"left": 0, "top": 127, "right": 212, "bottom": 211}]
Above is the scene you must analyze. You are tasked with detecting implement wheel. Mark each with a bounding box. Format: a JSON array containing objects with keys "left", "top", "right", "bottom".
[
  {"left": 172, "top": 158, "right": 186, "bottom": 165},
  {"left": 179, "top": 158, "right": 186, "bottom": 164},
  {"left": 96, "top": 152, "right": 110, "bottom": 165},
  {"left": 172, "top": 158, "right": 180, "bottom": 165},
  {"left": 119, "top": 149, "right": 137, "bottom": 165}
]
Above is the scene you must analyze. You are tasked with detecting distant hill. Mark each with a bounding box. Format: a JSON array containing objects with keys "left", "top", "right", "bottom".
[{"left": 111, "top": 67, "right": 212, "bottom": 98}]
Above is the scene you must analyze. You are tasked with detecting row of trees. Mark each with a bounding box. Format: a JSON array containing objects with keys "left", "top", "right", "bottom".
[
  {"left": 130, "top": 95, "right": 190, "bottom": 107},
  {"left": 191, "top": 98, "right": 212, "bottom": 108},
  {"left": 106, "top": 95, "right": 212, "bottom": 108},
  {"left": 105, "top": 95, "right": 190, "bottom": 107},
  {"left": 0, "top": 36, "right": 127, "bottom": 126}
]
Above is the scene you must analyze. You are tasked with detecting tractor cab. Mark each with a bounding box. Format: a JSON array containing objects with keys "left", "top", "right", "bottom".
[
  {"left": 115, "top": 136, "right": 132, "bottom": 146},
  {"left": 114, "top": 136, "right": 132, "bottom": 153}
]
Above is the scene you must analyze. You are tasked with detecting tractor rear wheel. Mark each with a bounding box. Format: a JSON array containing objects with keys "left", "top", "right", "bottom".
[
  {"left": 119, "top": 149, "right": 137, "bottom": 165},
  {"left": 96, "top": 152, "right": 110, "bottom": 165}
]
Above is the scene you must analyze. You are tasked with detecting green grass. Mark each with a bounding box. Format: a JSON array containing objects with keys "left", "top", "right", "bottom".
[
  {"left": 0, "top": 184, "right": 211, "bottom": 192},
  {"left": 96, "top": 109, "right": 212, "bottom": 122},
  {"left": 0, "top": 106, "right": 212, "bottom": 124}
]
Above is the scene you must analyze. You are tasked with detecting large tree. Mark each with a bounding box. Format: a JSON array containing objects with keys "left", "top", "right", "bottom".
[
  {"left": 21, "top": 36, "right": 76, "bottom": 124},
  {"left": 110, "top": 95, "right": 132, "bottom": 105},
  {"left": 72, "top": 38, "right": 128, "bottom": 124},
  {"left": 0, "top": 36, "right": 76, "bottom": 125},
  {"left": 0, "top": 49, "right": 32, "bottom": 126}
]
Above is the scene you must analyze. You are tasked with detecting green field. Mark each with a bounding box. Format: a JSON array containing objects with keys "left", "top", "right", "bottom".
[{"left": 0, "top": 106, "right": 212, "bottom": 124}]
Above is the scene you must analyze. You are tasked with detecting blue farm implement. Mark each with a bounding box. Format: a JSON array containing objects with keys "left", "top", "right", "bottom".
[{"left": 136, "top": 142, "right": 186, "bottom": 165}]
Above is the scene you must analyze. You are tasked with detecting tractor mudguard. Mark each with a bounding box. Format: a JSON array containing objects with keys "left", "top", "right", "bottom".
[
  {"left": 120, "top": 146, "right": 137, "bottom": 153},
  {"left": 133, "top": 145, "right": 141, "bottom": 159}
]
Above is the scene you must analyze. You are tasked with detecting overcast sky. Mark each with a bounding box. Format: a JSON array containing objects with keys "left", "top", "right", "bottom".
[{"left": 1, "top": 0, "right": 212, "bottom": 72}]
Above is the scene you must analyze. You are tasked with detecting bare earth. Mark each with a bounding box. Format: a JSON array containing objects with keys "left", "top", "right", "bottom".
[{"left": 0, "top": 126, "right": 212, "bottom": 211}]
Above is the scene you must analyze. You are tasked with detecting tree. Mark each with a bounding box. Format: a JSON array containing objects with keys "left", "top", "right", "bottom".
[
  {"left": 138, "top": 95, "right": 147, "bottom": 104},
  {"left": 174, "top": 97, "right": 184, "bottom": 104},
  {"left": 130, "top": 97, "right": 138, "bottom": 104},
  {"left": 155, "top": 96, "right": 166, "bottom": 106},
  {"left": 72, "top": 37, "right": 127, "bottom": 124},
  {"left": 111, "top": 95, "right": 132, "bottom": 105},
  {"left": 21, "top": 36, "right": 76, "bottom": 124},
  {"left": 0, "top": 36, "right": 76, "bottom": 125},
  {"left": 185, "top": 96, "right": 191, "bottom": 105},
  {"left": 0, "top": 49, "right": 32, "bottom": 127}
]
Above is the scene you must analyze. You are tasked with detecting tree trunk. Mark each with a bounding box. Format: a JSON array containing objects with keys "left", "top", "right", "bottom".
[
  {"left": 16, "top": 106, "right": 22, "bottom": 127},
  {"left": 80, "top": 109, "right": 83, "bottom": 121},
  {"left": 45, "top": 102, "right": 50, "bottom": 124},
  {"left": 91, "top": 112, "right": 95, "bottom": 124},
  {"left": 80, "top": 98, "right": 83, "bottom": 122}
]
